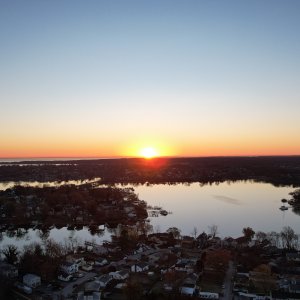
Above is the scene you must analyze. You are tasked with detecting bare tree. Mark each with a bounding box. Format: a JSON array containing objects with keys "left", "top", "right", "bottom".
[
  {"left": 255, "top": 231, "right": 267, "bottom": 243},
  {"left": 266, "top": 231, "right": 280, "bottom": 247},
  {"left": 208, "top": 224, "right": 219, "bottom": 238},
  {"left": 281, "top": 226, "right": 298, "bottom": 250},
  {"left": 191, "top": 226, "right": 198, "bottom": 239},
  {"left": 1, "top": 244, "right": 19, "bottom": 264}
]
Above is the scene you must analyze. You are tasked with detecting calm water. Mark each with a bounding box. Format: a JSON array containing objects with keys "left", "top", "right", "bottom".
[
  {"left": 134, "top": 181, "right": 298, "bottom": 237},
  {"left": 0, "top": 181, "right": 298, "bottom": 249}
]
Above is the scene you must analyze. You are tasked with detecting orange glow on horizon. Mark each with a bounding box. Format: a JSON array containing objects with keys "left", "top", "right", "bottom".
[
  {"left": 139, "top": 147, "right": 158, "bottom": 159},
  {"left": 0, "top": 135, "right": 300, "bottom": 159}
]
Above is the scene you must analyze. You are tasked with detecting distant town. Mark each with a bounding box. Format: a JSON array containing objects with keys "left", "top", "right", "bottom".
[{"left": 1, "top": 156, "right": 300, "bottom": 187}]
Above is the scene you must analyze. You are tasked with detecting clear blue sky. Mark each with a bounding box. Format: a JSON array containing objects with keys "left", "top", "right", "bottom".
[{"left": 1, "top": 0, "right": 300, "bottom": 157}]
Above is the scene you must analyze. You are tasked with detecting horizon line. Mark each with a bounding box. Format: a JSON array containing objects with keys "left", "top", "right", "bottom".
[{"left": 1, "top": 154, "right": 300, "bottom": 161}]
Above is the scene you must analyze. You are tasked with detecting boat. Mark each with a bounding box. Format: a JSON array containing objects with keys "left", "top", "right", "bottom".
[{"left": 279, "top": 205, "right": 288, "bottom": 211}]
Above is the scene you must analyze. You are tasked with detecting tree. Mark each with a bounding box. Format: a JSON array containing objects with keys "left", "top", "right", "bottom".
[
  {"left": 124, "top": 279, "right": 143, "bottom": 300},
  {"left": 191, "top": 226, "right": 198, "bottom": 239},
  {"left": 255, "top": 231, "right": 267, "bottom": 243},
  {"left": 119, "top": 228, "right": 131, "bottom": 251},
  {"left": 266, "top": 231, "right": 280, "bottom": 247},
  {"left": 45, "top": 239, "right": 64, "bottom": 258},
  {"left": 243, "top": 227, "right": 255, "bottom": 242},
  {"left": 205, "top": 249, "right": 231, "bottom": 272},
  {"left": 280, "top": 226, "right": 298, "bottom": 250},
  {"left": 136, "top": 220, "right": 153, "bottom": 237},
  {"left": 289, "top": 189, "right": 300, "bottom": 215},
  {"left": 166, "top": 227, "right": 181, "bottom": 239},
  {"left": 1, "top": 245, "right": 19, "bottom": 264},
  {"left": 208, "top": 224, "right": 219, "bottom": 238}
]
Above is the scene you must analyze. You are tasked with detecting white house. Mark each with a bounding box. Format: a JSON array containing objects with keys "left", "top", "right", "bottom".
[
  {"left": 180, "top": 283, "right": 196, "bottom": 296},
  {"left": 61, "top": 261, "right": 79, "bottom": 274},
  {"left": 23, "top": 274, "right": 41, "bottom": 288},
  {"left": 131, "top": 262, "right": 149, "bottom": 273}
]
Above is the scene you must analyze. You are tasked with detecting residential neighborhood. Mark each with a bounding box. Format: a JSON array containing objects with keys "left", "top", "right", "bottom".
[{"left": 1, "top": 224, "right": 300, "bottom": 299}]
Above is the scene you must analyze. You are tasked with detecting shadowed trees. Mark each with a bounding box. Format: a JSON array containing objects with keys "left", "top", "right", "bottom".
[
  {"left": 280, "top": 226, "right": 298, "bottom": 250},
  {"left": 289, "top": 189, "right": 300, "bottom": 215},
  {"left": 243, "top": 227, "right": 255, "bottom": 242},
  {"left": 1, "top": 244, "right": 19, "bottom": 264},
  {"left": 166, "top": 227, "right": 181, "bottom": 240}
]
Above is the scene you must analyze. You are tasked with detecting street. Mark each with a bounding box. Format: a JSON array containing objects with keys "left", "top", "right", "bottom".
[{"left": 221, "top": 260, "right": 235, "bottom": 300}]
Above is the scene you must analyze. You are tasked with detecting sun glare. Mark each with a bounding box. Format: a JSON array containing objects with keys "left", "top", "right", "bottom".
[{"left": 140, "top": 147, "right": 158, "bottom": 159}]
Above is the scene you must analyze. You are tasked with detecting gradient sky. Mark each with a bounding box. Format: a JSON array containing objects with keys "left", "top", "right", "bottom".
[{"left": 1, "top": 0, "right": 300, "bottom": 158}]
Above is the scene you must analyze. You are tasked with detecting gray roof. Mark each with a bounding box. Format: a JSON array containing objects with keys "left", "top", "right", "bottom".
[{"left": 85, "top": 281, "right": 101, "bottom": 292}]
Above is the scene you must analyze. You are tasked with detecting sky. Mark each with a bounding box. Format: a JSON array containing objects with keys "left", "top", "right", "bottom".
[{"left": 1, "top": 0, "right": 300, "bottom": 158}]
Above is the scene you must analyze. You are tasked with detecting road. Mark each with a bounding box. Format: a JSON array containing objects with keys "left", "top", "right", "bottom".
[
  {"left": 52, "top": 271, "right": 97, "bottom": 299},
  {"left": 221, "top": 260, "right": 235, "bottom": 300}
]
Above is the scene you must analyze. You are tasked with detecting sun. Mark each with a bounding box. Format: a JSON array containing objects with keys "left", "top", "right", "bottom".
[{"left": 140, "top": 147, "right": 158, "bottom": 159}]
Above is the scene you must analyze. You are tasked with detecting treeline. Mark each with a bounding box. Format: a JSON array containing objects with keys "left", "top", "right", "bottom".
[{"left": 1, "top": 156, "right": 300, "bottom": 186}]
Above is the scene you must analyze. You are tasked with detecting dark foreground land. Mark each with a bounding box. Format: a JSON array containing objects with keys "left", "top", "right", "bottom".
[{"left": 1, "top": 156, "right": 300, "bottom": 187}]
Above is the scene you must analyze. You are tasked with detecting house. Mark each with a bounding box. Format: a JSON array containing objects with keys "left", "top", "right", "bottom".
[
  {"left": 85, "top": 241, "right": 109, "bottom": 255},
  {"left": 180, "top": 283, "right": 196, "bottom": 296},
  {"left": 61, "top": 261, "right": 79, "bottom": 274},
  {"left": 134, "top": 243, "right": 152, "bottom": 254},
  {"left": 287, "top": 252, "right": 300, "bottom": 262},
  {"left": 235, "top": 236, "right": 250, "bottom": 248},
  {"left": 23, "top": 274, "right": 41, "bottom": 288},
  {"left": 181, "top": 236, "right": 195, "bottom": 249},
  {"left": 85, "top": 281, "right": 101, "bottom": 292},
  {"left": 199, "top": 292, "right": 219, "bottom": 299},
  {"left": 289, "top": 279, "right": 300, "bottom": 294},
  {"left": 94, "top": 258, "right": 108, "bottom": 266},
  {"left": 131, "top": 262, "right": 149, "bottom": 273},
  {"left": 81, "top": 263, "right": 93, "bottom": 271},
  {"left": 77, "top": 291, "right": 101, "bottom": 300},
  {"left": 66, "top": 255, "right": 85, "bottom": 267},
  {"left": 96, "top": 274, "right": 112, "bottom": 288},
  {"left": 110, "top": 270, "right": 129, "bottom": 280},
  {"left": 58, "top": 272, "right": 72, "bottom": 282},
  {"left": 174, "top": 258, "right": 196, "bottom": 273},
  {"left": 148, "top": 250, "right": 169, "bottom": 264},
  {"left": 0, "top": 262, "right": 18, "bottom": 278},
  {"left": 180, "top": 273, "right": 199, "bottom": 296}
]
